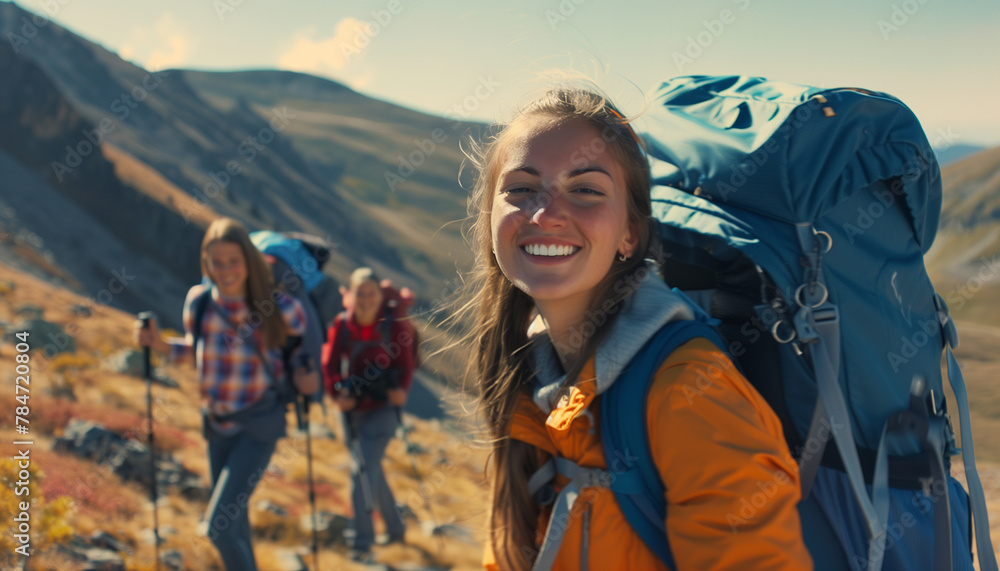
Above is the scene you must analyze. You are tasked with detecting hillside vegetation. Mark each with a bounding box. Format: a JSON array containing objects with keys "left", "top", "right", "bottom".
[{"left": 0, "top": 260, "right": 490, "bottom": 570}]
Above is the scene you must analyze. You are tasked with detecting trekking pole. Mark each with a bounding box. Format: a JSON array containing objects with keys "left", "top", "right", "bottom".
[
  {"left": 296, "top": 380, "right": 319, "bottom": 570},
  {"left": 138, "top": 312, "right": 161, "bottom": 571},
  {"left": 395, "top": 407, "right": 444, "bottom": 553}
]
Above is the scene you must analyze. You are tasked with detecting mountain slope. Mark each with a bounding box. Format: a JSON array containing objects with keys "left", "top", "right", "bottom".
[
  {"left": 0, "top": 37, "right": 200, "bottom": 316},
  {"left": 925, "top": 145, "right": 1000, "bottom": 326},
  {"left": 177, "top": 68, "right": 482, "bottom": 289},
  {"left": 0, "top": 1, "right": 480, "bottom": 329}
]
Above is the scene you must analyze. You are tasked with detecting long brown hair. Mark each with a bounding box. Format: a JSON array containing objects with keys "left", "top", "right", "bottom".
[
  {"left": 200, "top": 217, "right": 287, "bottom": 350},
  {"left": 458, "top": 88, "right": 653, "bottom": 569}
]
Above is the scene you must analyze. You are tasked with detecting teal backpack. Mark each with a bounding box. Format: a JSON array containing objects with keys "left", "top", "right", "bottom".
[{"left": 602, "top": 75, "right": 996, "bottom": 571}]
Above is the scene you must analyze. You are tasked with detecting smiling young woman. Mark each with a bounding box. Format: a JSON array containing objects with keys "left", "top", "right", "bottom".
[
  {"left": 459, "top": 89, "right": 812, "bottom": 571},
  {"left": 134, "top": 217, "right": 308, "bottom": 571},
  {"left": 490, "top": 118, "right": 638, "bottom": 354}
]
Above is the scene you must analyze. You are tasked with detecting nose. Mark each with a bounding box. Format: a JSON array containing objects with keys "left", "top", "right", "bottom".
[{"left": 529, "top": 190, "right": 568, "bottom": 229}]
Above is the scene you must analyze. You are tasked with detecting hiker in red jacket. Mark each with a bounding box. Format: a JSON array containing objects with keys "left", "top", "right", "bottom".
[{"left": 321, "top": 267, "right": 414, "bottom": 562}]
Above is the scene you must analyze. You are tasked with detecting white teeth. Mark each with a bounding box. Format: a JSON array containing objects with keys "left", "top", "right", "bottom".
[{"left": 525, "top": 244, "right": 576, "bottom": 257}]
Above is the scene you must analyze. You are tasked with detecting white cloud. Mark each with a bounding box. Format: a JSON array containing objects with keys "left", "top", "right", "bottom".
[
  {"left": 121, "top": 14, "right": 191, "bottom": 71},
  {"left": 146, "top": 35, "right": 189, "bottom": 71},
  {"left": 278, "top": 17, "right": 373, "bottom": 76}
]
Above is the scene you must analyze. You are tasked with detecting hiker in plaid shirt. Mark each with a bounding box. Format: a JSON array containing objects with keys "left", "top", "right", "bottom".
[{"left": 137, "top": 217, "right": 316, "bottom": 570}]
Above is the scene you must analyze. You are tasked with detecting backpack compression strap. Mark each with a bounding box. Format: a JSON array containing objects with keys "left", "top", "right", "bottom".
[
  {"left": 936, "top": 295, "right": 998, "bottom": 571},
  {"left": 598, "top": 319, "right": 727, "bottom": 570},
  {"left": 526, "top": 456, "right": 645, "bottom": 571}
]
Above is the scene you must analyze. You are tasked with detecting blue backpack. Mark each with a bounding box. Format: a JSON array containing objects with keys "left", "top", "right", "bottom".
[
  {"left": 602, "top": 76, "right": 996, "bottom": 571},
  {"left": 249, "top": 231, "right": 342, "bottom": 406}
]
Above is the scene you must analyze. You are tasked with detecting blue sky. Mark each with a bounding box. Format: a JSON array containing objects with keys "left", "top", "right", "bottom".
[{"left": 28, "top": 0, "right": 1000, "bottom": 146}]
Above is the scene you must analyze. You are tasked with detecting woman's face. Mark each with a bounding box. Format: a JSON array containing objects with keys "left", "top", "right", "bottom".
[
  {"left": 490, "top": 117, "right": 636, "bottom": 319},
  {"left": 353, "top": 279, "right": 383, "bottom": 323},
  {"left": 206, "top": 241, "right": 247, "bottom": 299}
]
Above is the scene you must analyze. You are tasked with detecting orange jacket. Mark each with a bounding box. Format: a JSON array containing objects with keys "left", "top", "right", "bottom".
[{"left": 484, "top": 338, "right": 813, "bottom": 570}]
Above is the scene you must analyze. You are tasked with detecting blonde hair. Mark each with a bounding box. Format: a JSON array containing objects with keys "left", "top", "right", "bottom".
[
  {"left": 200, "top": 218, "right": 287, "bottom": 350},
  {"left": 349, "top": 267, "right": 380, "bottom": 291},
  {"left": 459, "top": 88, "right": 653, "bottom": 570}
]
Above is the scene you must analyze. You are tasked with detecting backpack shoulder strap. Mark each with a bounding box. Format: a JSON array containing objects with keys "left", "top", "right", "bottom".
[
  {"left": 599, "top": 319, "right": 727, "bottom": 569},
  {"left": 335, "top": 311, "right": 355, "bottom": 361},
  {"left": 190, "top": 288, "right": 212, "bottom": 357},
  {"left": 379, "top": 308, "right": 394, "bottom": 343}
]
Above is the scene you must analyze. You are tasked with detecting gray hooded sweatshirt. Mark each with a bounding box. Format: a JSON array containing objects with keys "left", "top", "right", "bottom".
[{"left": 530, "top": 266, "right": 696, "bottom": 414}]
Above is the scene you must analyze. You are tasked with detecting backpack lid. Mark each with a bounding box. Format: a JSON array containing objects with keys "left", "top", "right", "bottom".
[
  {"left": 642, "top": 75, "right": 942, "bottom": 252},
  {"left": 250, "top": 230, "right": 328, "bottom": 291}
]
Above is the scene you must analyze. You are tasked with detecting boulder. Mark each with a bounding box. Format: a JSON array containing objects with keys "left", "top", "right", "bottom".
[
  {"left": 161, "top": 550, "right": 184, "bottom": 571},
  {"left": 52, "top": 418, "right": 201, "bottom": 496},
  {"left": 55, "top": 535, "right": 126, "bottom": 571},
  {"left": 5, "top": 317, "right": 74, "bottom": 356},
  {"left": 15, "top": 304, "right": 43, "bottom": 318},
  {"left": 107, "top": 349, "right": 179, "bottom": 387},
  {"left": 273, "top": 548, "right": 308, "bottom": 571},
  {"left": 72, "top": 304, "right": 93, "bottom": 317}
]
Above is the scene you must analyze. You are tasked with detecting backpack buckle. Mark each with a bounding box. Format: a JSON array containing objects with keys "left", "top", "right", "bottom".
[
  {"left": 794, "top": 301, "right": 840, "bottom": 357},
  {"left": 933, "top": 293, "right": 959, "bottom": 349}
]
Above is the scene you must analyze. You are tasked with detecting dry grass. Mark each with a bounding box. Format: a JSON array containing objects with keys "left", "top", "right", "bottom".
[
  {"left": 3, "top": 255, "right": 999, "bottom": 567},
  {"left": 0, "top": 258, "right": 490, "bottom": 570}
]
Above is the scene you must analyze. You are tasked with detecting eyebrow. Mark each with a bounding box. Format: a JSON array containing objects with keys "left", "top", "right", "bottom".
[{"left": 506, "top": 165, "right": 613, "bottom": 178}]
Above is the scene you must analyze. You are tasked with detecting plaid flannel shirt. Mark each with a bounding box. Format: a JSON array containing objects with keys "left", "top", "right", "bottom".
[{"left": 169, "top": 284, "right": 306, "bottom": 416}]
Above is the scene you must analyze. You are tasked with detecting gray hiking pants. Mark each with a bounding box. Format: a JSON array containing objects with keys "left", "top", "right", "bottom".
[
  {"left": 344, "top": 405, "right": 406, "bottom": 552},
  {"left": 204, "top": 428, "right": 278, "bottom": 570}
]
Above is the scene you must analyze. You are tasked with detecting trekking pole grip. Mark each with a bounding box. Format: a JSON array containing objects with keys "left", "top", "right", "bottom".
[{"left": 138, "top": 312, "right": 155, "bottom": 379}]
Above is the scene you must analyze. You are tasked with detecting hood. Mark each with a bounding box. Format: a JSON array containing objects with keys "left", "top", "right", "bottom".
[{"left": 531, "top": 264, "right": 695, "bottom": 413}]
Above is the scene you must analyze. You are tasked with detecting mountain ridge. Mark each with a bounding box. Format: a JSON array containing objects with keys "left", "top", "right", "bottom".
[{"left": 0, "top": 1, "right": 480, "bottom": 330}]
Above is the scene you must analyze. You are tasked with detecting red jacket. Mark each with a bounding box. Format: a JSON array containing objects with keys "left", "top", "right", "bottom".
[{"left": 321, "top": 309, "right": 415, "bottom": 411}]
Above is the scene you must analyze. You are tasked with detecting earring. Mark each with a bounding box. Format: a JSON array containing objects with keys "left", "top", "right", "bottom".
[{"left": 618, "top": 253, "right": 628, "bottom": 262}]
